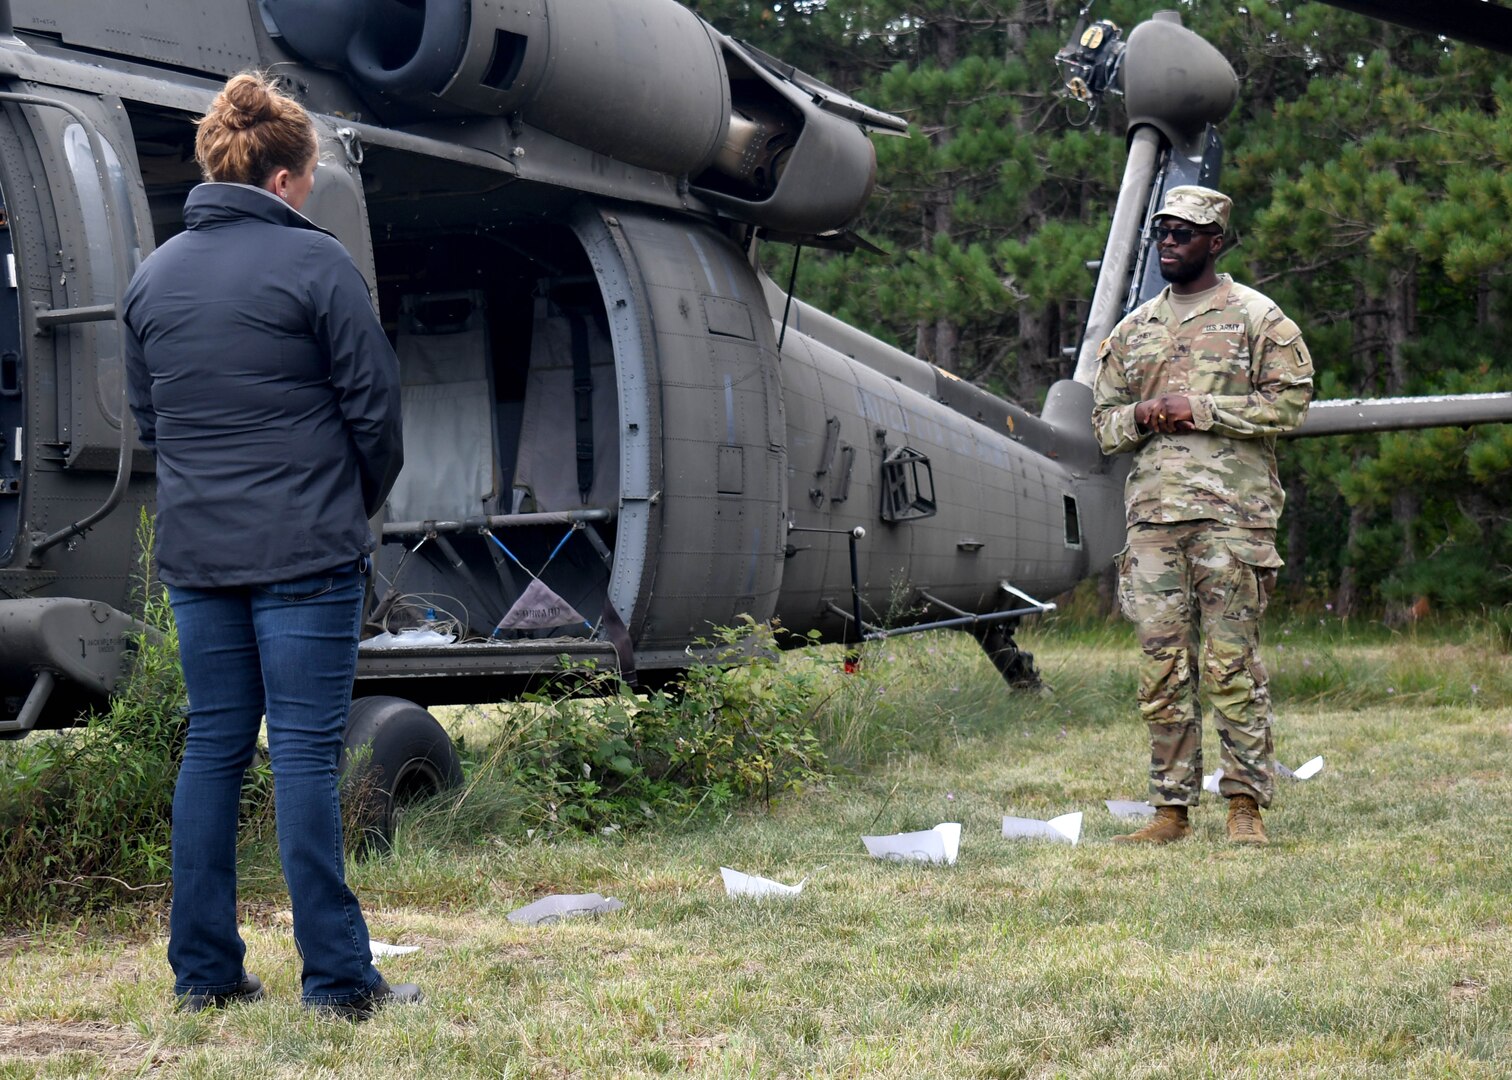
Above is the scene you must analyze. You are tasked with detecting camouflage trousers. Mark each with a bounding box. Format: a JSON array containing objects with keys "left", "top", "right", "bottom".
[{"left": 1115, "top": 520, "right": 1282, "bottom": 808}]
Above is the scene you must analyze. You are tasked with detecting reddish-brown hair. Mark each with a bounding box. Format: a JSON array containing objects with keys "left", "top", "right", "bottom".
[{"left": 195, "top": 71, "right": 317, "bottom": 186}]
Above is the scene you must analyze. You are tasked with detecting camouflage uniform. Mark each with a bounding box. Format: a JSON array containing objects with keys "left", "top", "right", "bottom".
[{"left": 1091, "top": 188, "right": 1313, "bottom": 808}]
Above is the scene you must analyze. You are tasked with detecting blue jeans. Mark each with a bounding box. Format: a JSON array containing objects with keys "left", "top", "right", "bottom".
[{"left": 167, "top": 565, "right": 381, "bottom": 1005}]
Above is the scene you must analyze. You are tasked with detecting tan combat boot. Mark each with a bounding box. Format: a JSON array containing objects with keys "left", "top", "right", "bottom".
[
  {"left": 1226, "top": 794, "right": 1268, "bottom": 846},
  {"left": 1112, "top": 805, "right": 1190, "bottom": 844}
]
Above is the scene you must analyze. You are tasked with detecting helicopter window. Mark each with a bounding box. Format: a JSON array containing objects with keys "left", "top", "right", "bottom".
[
  {"left": 63, "top": 124, "right": 142, "bottom": 302},
  {"left": 879, "top": 446, "right": 936, "bottom": 523},
  {"left": 1063, "top": 494, "right": 1082, "bottom": 548}
]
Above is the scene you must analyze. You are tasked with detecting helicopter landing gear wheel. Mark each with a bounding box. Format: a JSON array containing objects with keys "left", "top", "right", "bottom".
[
  {"left": 341, "top": 695, "right": 462, "bottom": 853},
  {"left": 972, "top": 621, "right": 1044, "bottom": 692}
]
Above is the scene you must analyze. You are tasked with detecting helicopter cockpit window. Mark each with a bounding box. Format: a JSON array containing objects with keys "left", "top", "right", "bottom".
[
  {"left": 63, "top": 124, "right": 143, "bottom": 300},
  {"left": 879, "top": 445, "right": 937, "bottom": 523},
  {"left": 60, "top": 121, "right": 143, "bottom": 441}
]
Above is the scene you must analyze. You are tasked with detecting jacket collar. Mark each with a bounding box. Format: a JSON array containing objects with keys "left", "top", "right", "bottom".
[
  {"left": 182, "top": 182, "right": 335, "bottom": 237},
  {"left": 1143, "top": 273, "right": 1234, "bottom": 323}
]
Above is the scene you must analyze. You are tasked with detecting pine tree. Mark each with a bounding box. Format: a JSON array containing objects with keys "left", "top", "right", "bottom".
[{"left": 691, "top": 0, "right": 1512, "bottom": 612}]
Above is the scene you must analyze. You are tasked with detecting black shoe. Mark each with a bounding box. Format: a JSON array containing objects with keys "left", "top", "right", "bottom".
[
  {"left": 308, "top": 976, "right": 422, "bottom": 1021},
  {"left": 178, "top": 972, "right": 264, "bottom": 1013}
]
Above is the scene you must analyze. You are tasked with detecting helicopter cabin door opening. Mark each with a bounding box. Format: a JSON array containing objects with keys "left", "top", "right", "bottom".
[
  {"left": 115, "top": 100, "right": 623, "bottom": 649},
  {"left": 368, "top": 239, "right": 621, "bottom": 644},
  {"left": 355, "top": 157, "right": 623, "bottom": 646}
]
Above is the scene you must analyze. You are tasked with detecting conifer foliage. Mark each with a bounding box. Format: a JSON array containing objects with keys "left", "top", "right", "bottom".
[{"left": 693, "top": 0, "right": 1512, "bottom": 613}]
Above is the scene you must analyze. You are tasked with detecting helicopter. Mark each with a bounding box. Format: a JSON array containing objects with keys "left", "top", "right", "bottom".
[{"left": 0, "top": 0, "right": 1507, "bottom": 836}]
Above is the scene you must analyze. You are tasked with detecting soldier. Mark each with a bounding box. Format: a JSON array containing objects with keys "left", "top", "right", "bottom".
[{"left": 1091, "top": 185, "right": 1313, "bottom": 846}]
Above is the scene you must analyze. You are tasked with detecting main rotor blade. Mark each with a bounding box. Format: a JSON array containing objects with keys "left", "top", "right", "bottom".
[
  {"left": 1284, "top": 393, "right": 1512, "bottom": 438},
  {"left": 1308, "top": 0, "right": 1512, "bottom": 55}
]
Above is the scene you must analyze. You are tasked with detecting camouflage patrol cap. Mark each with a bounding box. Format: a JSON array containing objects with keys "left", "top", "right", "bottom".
[{"left": 1152, "top": 185, "right": 1232, "bottom": 230}]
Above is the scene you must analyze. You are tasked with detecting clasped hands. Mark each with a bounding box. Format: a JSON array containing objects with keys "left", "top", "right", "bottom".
[{"left": 1134, "top": 393, "right": 1196, "bottom": 434}]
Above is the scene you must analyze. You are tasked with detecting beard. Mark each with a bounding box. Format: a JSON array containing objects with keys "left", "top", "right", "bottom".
[{"left": 1158, "top": 254, "right": 1207, "bottom": 285}]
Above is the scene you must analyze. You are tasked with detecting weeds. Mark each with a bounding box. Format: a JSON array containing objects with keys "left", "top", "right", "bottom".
[
  {"left": 0, "top": 514, "right": 273, "bottom": 922},
  {"left": 415, "top": 618, "right": 834, "bottom": 843}
]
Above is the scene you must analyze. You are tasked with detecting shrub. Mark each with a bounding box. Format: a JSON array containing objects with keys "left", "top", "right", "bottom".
[
  {"left": 431, "top": 618, "right": 832, "bottom": 839},
  {"left": 0, "top": 513, "right": 272, "bottom": 923}
]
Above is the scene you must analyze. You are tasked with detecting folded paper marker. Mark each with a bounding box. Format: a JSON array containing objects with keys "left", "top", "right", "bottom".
[
  {"left": 506, "top": 893, "right": 625, "bottom": 926},
  {"left": 1203, "top": 768, "right": 1225, "bottom": 794},
  {"left": 861, "top": 822, "right": 961, "bottom": 865},
  {"left": 370, "top": 940, "right": 421, "bottom": 959},
  {"left": 1001, "top": 811, "right": 1082, "bottom": 845},
  {"left": 1105, "top": 799, "right": 1156, "bottom": 820},
  {"left": 1277, "top": 755, "right": 1325, "bottom": 781},
  {"left": 720, "top": 867, "right": 806, "bottom": 898}
]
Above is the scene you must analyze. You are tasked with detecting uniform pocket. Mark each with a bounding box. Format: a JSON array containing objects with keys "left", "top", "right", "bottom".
[
  {"left": 1112, "top": 544, "right": 1134, "bottom": 622},
  {"left": 1222, "top": 536, "right": 1283, "bottom": 619}
]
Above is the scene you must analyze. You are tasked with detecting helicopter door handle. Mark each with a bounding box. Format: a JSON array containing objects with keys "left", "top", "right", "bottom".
[
  {"left": 831, "top": 444, "right": 855, "bottom": 504},
  {"left": 34, "top": 302, "right": 118, "bottom": 332},
  {"left": 815, "top": 415, "right": 841, "bottom": 476}
]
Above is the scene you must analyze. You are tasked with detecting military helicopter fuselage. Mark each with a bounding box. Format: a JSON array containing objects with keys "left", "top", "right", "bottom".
[
  {"left": 0, "top": 0, "right": 1507, "bottom": 799},
  {"left": 0, "top": 0, "right": 1125, "bottom": 740}
]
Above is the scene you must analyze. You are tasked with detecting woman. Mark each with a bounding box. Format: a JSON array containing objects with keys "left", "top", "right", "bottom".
[{"left": 122, "top": 72, "right": 415, "bottom": 1018}]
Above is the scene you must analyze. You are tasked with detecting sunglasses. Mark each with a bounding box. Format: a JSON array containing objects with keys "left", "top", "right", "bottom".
[{"left": 1150, "top": 225, "right": 1221, "bottom": 245}]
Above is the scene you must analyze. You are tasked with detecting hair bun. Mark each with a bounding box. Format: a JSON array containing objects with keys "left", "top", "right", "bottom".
[
  {"left": 216, "top": 73, "right": 280, "bottom": 131},
  {"left": 195, "top": 70, "right": 316, "bottom": 185}
]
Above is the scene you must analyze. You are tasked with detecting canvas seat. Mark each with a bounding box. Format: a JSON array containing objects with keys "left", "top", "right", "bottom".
[{"left": 385, "top": 291, "right": 500, "bottom": 523}]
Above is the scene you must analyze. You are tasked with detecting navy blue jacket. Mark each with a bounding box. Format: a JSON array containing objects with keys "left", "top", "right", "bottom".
[{"left": 123, "top": 183, "right": 403, "bottom": 587}]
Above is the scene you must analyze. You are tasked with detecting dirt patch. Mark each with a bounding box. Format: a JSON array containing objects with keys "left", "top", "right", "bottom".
[
  {"left": 1450, "top": 978, "right": 1487, "bottom": 1002},
  {"left": 0, "top": 934, "right": 35, "bottom": 960},
  {"left": 0, "top": 1021, "right": 175, "bottom": 1072},
  {"left": 236, "top": 899, "right": 292, "bottom": 929}
]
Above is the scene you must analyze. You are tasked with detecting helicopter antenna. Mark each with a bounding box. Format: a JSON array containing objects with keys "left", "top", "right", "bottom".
[{"left": 777, "top": 243, "right": 803, "bottom": 353}]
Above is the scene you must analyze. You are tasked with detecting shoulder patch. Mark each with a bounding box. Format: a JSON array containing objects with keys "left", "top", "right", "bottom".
[{"left": 1263, "top": 316, "right": 1302, "bottom": 347}]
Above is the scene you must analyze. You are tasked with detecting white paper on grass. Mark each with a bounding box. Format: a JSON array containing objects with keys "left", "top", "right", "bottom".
[
  {"left": 1001, "top": 811, "right": 1082, "bottom": 845},
  {"left": 1202, "top": 769, "right": 1224, "bottom": 794},
  {"left": 862, "top": 822, "right": 961, "bottom": 865},
  {"left": 1105, "top": 799, "right": 1156, "bottom": 820},
  {"left": 720, "top": 867, "right": 806, "bottom": 898},
  {"left": 370, "top": 940, "right": 420, "bottom": 959},
  {"left": 1291, "top": 755, "right": 1325, "bottom": 780},
  {"left": 506, "top": 893, "right": 625, "bottom": 927}
]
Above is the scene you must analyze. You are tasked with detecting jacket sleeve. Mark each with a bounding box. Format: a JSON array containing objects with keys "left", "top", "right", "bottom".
[
  {"left": 1091, "top": 334, "right": 1147, "bottom": 455},
  {"left": 122, "top": 287, "right": 157, "bottom": 453},
  {"left": 1189, "top": 313, "right": 1313, "bottom": 438},
  {"left": 305, "top": 236, "right": 404, "bottom": 517}
]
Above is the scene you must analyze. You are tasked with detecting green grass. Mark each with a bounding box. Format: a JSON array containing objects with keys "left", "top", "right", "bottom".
[{"left": 2, "top": 620, "right": 1510, "bottom": 1077}]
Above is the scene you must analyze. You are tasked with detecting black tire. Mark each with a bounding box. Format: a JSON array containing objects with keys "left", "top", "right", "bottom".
[
  {"left": 972, "top": 622, "right": 1044, "bottom": 691},
  {"left": 342, "top": 696, "right": 462, "bottom": 853}
]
